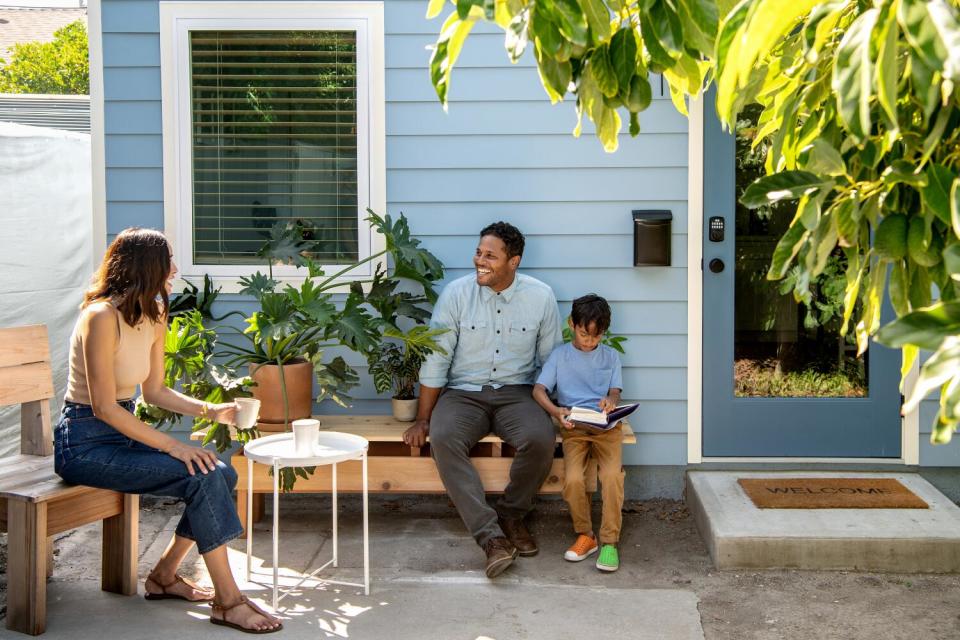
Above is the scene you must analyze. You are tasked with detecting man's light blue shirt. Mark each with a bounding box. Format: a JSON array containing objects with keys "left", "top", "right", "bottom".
[
  {"left": 536, "top": 342, "right": 623, "bottom": 411},
  {"left": 419, "top": 273, "right": 563, "bottom": 391}
]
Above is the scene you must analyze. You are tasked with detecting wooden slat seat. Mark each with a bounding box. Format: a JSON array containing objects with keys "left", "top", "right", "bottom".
[
  {"left": 194, "top": 414, "right": 636, "bottom": 536},
  {"left": 0, "top": 325, "right": 138, "bottom": 636}
]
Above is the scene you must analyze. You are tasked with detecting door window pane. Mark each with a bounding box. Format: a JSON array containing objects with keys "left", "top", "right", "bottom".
[{"left": 734, "top": 106, "right": 867, "bottom": 398}]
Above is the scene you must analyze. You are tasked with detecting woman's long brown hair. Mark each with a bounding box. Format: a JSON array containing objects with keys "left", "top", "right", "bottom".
[{"left": 83, "top": 228, "right": 170, "bottom": 326}]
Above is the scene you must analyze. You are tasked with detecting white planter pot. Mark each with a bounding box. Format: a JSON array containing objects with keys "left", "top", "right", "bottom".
[{"left": 391, "top": 397, "right": 419, "bottom": 422}]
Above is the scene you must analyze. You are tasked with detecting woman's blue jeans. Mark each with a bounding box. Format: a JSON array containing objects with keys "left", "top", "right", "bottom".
[{"left": 55, "top": 401, "right": 243, "bottom": 554}]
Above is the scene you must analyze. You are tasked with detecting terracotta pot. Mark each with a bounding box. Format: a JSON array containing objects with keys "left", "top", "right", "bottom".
[
  {"left": 391, "top": 397, "right": 419, "bottom": 422},
  {"left": 249, "top": 360, "right": 314, "bottom": 430}
]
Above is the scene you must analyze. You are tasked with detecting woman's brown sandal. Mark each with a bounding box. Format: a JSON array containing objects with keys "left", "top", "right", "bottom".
[
  {"left": 210, "top": 596, "right": 283, "bottom": 634},
  {"left": 144, "top": 572, "right": 215, "bottom": 602}
]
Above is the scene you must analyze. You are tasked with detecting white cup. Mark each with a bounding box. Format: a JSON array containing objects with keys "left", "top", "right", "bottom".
[
  {"left": 292, "top": 418, "right": 320, "bottom": 455},
  {"left": 234, "top": 398, "right": 261, "bottom": 429}
]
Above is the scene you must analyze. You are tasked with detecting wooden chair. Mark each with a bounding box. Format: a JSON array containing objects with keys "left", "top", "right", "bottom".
[{"left": 0, "top": 325, "right": 138, "bottom": 635}]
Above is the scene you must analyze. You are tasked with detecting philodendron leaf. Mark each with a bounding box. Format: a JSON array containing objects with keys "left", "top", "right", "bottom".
[
  {"left": 741, "top": 171, "right": 832, "bottom": 208},
  {"left": 832, "top": 8, "right": 878, "bottom": 143}
]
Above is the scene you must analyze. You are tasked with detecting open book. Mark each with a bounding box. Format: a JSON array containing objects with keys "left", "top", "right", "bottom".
[{"left": 567, "top": 403, "right": 639, "bottom": 431}]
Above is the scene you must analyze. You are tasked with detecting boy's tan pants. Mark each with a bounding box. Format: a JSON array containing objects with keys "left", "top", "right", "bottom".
[{"left": 560, "top": 424, "right": 625, "bottom": 544}]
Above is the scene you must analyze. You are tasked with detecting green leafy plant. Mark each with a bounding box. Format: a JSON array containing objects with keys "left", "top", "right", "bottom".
[
  {"left": 562, "top": 320, "right": 628, "bottom": 353},
  {"left": 367, "top": 326, "right": 449, "bottom": 399},
  {"left": 135, "top": 311, "right": 257, "bottom": 452},
  {"left": 0, "top": 20, "right": 88, "bottom": 94},
  {"left": 167, "top": 275, "right": 227, "bottom": 322}
]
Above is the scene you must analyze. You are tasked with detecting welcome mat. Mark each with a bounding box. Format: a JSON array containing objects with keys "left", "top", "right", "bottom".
[{"left": 738, "top": 477, "right": 929, "bottom": 509}]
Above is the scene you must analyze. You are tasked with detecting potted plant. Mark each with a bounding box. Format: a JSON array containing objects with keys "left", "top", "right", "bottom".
[
  {"left": 367, "top": 325, "right": 448, "bottom": 421},
  {"left": 219, "top": 210, "right": 445, "bottom": 432},
  {"left": 135, "top": 310, "right": 258, "bottom": 451}
]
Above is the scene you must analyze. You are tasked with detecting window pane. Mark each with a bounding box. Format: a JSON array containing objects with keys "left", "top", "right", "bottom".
[
  {"left": 190, "top": 30, "right": 359, "bottom": 265},
  {"left": 733, "top": 105, "right": 867, "bottom": 398}
]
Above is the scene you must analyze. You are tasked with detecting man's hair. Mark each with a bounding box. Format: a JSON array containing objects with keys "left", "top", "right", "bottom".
[
  {"left": 480, "top": 221, "right": 525, "bottom": 258},
  {"left": 571, "top": 294, "right": 611, "bottom": 335}
]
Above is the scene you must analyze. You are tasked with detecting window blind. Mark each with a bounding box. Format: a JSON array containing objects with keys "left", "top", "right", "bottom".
[{"left": 190, "top": 30, "right": 359, "bottom": 266}]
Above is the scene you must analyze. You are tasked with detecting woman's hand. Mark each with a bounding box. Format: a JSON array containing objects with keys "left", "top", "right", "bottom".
[
  {"left": 206, "top": 402, "right": 237, "bottom": 426},
  {"left": 167, "top": 442, "right": 220, "bottom": 476}
]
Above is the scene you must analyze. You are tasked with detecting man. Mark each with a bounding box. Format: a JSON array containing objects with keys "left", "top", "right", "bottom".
[{"left": 403, "top": 221, "right": 563, "bottom": 578}]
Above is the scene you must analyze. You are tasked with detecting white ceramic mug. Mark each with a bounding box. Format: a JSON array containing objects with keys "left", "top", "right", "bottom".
[
  {"left": 234, "top": 397, "right": 261, "bottom": 429},
  {"left": 292, "top": 418, "right": 320, "bottom": 455}
]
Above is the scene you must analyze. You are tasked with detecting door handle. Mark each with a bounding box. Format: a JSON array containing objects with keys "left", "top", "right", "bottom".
[{"left": 709, "top": 258, "right": 725, "bottom": 273}]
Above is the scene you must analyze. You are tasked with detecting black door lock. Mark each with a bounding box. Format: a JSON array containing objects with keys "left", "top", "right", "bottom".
[
  {"left": 709, "top": 216, "right": 725, "bottom": 242},
  {"left": 709, "top": 258, "right": 725, "bottom": 273}
]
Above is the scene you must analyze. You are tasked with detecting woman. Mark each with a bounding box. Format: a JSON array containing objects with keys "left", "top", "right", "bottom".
[{"left": 55, "top": 228, "right": 282, "bottom": 634}]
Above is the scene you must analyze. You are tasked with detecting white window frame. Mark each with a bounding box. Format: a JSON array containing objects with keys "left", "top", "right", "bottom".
[{"left": 159, "top": 1, "right": 386, "bottom": 291}]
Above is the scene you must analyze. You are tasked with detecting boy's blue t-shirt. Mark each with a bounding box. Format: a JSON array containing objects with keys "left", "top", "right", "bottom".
[{"left": 536, "top": 342, "right": 623, "bottom": 411}]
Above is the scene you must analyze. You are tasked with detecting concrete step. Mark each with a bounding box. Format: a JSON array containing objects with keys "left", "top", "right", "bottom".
[{"left": 687, "top": 471, "right": 960, "bottom": 573}]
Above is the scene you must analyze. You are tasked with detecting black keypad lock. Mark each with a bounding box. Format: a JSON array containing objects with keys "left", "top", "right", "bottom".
[{"left": 709, "top": 216, "right": 725, "bottom": 242}]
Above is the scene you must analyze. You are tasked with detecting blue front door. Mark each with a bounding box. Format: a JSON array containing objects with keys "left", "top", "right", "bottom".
[{"left": 701, "top": 92, "right": 902, "bottom": 458}]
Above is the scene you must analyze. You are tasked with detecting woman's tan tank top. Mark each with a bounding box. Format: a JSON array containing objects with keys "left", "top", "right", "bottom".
[{"left": 64, "top": 301, "right": 157, "bottom": 404}]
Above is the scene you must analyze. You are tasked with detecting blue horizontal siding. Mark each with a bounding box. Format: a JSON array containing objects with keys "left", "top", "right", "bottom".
[
  {"left": 425, "top": 234, "right": 687, "bottom": 269},
  {"left": 106, "top": 202, "right": 164, "bottom": 233},
  {"left": 396, "top": 202, "right": 689, "bottom": 234},
  {"left": 387, "top": 134, "right": 686, "bottom": 169},
  {"left": 103, "top": 33, "right": 160, "bottom": 66},
  {"left": 105, "top": 134, "right": 163, "bottom": 168},
  {"left": 100, "top": 0, "right": 692, "bottom": 468},
  {"left": 441, "top": 269, "right": 686, "bottom": 302},
  {"left": 388, "top": 168, "right": 687, "bottom": 202},
  {"left": 104, "top": 67, "right": 162, "bottom": 101},
  {"left": 106, "top": 168, "right": 164, "bottom": 201},
  {"left": 104, "top": 102, "right": 162, "bottom": 134}
]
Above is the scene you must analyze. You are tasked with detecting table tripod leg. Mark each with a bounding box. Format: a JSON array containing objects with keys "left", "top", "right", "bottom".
[
  {"left": 332, "top": 462, "right": 338, "bottom": 568},
  {"left": 363, "top": 451, "right": 369, "bottom": 595},
  {"left": 247, "top": 457, "right": 253, "bottom": 582},
  {"left": 273, "top": 460, "right": 279, "bottom": 610}
]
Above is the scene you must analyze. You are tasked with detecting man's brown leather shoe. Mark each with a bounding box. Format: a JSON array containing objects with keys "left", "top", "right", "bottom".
[
  {"left": 482, "top": 536, "right": 517, "bottom": 578},
  {"left": 498, "top": 517, "right": 538, "bottom": 557}
]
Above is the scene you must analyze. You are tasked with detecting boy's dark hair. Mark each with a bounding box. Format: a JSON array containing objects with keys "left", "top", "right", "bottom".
[
  {"left": 480, "top": 221, "right": 525, "bottom": 258},
  {"left": 571, "top": 294, "right": 611, "bottom": 335}
]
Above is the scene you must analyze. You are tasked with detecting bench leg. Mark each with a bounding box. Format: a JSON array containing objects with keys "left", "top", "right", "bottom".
[
  {"left": 102, "top": 493, "right": 138, "bottom": 595},
  {"left": 46, "top": 537, "right": 54, "bottom": 578},
  {"left": 7, "top": 500, "right": 48, "bottom": 635}
]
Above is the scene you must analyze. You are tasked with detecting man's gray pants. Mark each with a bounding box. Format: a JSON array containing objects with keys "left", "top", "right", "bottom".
[{"left": 429, "top": 385, "right": 556, "bottom": 547}]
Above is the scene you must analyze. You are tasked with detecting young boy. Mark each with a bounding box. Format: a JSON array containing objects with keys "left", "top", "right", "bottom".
[{"left": 533, "top": 294, "right": 625, "bottom": 572}]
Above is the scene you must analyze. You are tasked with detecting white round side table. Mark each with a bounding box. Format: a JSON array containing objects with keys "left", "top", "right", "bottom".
[{"left": 242, "top": 431, "right": 370, "bottom": 608}]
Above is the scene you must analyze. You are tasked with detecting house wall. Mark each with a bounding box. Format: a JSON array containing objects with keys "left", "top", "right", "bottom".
[{"left": 98, "top": 0, "right": 690, "bottom": 469}]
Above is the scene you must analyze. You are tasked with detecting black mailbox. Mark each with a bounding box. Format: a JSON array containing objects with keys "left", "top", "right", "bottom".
[{"left": 632, "top": 210, "right": 672, "bottom": 266}]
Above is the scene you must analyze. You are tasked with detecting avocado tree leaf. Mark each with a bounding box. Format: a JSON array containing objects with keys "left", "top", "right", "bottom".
[
  {"left": 577, "top": 0, "right": 611, "bottom": 43},
  {"left": 832, "top": 8, "right": 878, "bottom": 143},
  {"left": 741, "top": 171, "right": 832, "bottom": 208},
  {"left": 922, "top": 164, "right": 958, "bottom": 225}
]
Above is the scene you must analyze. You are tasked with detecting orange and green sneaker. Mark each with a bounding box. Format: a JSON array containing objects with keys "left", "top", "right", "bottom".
[{"left": 596, "top": 544, "right": 619, "bottom": 572}]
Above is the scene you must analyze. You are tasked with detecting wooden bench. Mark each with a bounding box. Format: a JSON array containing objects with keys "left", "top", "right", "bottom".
[
  {"left": 0, "top": 325, "right": 138, "bottom": 636},
  {"left": 194, "top": 414, "right": 636, "bottom": 535}
]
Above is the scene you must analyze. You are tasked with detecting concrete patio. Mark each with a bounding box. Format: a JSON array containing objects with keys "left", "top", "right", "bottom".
[{"left": 3, "top": 490, "right": 960, "bottom": 639}]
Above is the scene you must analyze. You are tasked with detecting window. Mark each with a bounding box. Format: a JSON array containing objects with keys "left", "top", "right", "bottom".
[{"left": 160, "top": 2, "right": 385, "bottom": 284}]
